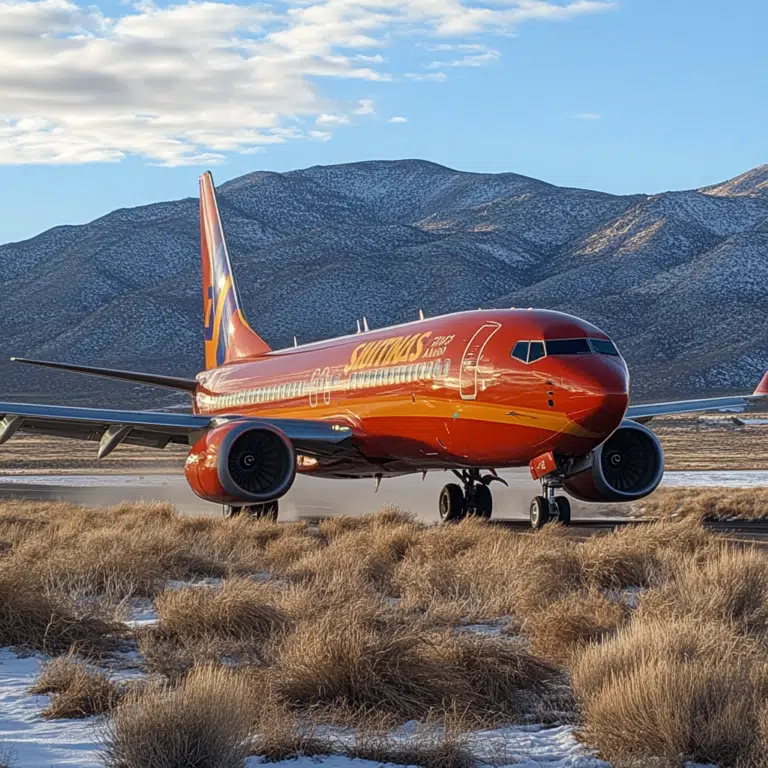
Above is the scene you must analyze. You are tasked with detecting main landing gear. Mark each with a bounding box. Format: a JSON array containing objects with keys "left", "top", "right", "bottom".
[
  {"left": 222, "top": 500, "right": 279, "bottom": 522},
  {"left": 439, "top": 469, "right": 507, "bottom": 523},
  {"left": 529, "top": 482, "right": 571, "bottom": 529}
]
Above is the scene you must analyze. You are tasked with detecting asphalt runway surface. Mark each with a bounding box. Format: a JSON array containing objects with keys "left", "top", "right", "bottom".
[{"left": 1, "top": 469, "right": 768, "bottom": 541}]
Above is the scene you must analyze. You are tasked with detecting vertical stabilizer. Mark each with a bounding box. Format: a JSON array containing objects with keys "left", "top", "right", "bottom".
[{"left": 199, "top": 171, "right": 271, "bottom": 369}]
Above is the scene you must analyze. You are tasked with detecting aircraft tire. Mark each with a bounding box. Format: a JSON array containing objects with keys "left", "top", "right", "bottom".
[
  {"left": 554, "top": 496, "right": 571, "bottom": 525},
  {"left": 439, "top": 483, "right": 466, "bottom": 523},
  {"left": 529, "top": 496, "right": 550, "bottom": 529},
  {"left": 222, "top": 505, "right": 241, "bottom": 519},
  {"left": 244, "top": 501, "right": 279, "bottom": 522},
  {"left": 472, "top": 484, "right": 493, "bottom": 519}
]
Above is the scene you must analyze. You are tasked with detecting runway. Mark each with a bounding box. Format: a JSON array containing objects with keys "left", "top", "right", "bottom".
[{"left": 1, "top": 469, "right": 766, "bottom": 540}]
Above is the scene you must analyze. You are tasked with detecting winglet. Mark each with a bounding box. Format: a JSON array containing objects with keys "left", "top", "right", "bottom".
[
  {"left": 199, "top": 171, "right": 271, "bottom": 369},
  {"left": 754, "top": 372, "right": 768, "bottom": 396}
]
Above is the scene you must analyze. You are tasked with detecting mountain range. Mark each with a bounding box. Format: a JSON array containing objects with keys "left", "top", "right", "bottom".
[{"left": 1, "top": 159, "right": 766, "bottom": 407}]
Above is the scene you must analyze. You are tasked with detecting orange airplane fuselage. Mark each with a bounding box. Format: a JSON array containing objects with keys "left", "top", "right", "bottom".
[{"left": 194, "top": 308, "right": 629, "bottom": 478}]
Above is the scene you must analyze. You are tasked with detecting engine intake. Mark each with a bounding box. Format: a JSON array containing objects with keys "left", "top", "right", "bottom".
[
  {"left": 563, "top": 420, "right": 664, "bottom": 502},
  {"left": 185, "top": 421, "right": 296, "bottom": 505}
]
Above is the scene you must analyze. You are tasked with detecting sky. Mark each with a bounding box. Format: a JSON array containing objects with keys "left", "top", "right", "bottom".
[{"left": 0, "top": 0, "right": 765, "bottom": 244}]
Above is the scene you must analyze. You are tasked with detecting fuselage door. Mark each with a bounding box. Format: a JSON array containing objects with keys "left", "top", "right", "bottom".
[{"left": 459, "top": 322, "right": 502, "bottom": 401}]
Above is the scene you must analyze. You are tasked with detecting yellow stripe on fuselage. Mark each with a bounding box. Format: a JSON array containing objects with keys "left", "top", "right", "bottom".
[{"left": 204, "top": 392, "right": 600, "bottom": 440}]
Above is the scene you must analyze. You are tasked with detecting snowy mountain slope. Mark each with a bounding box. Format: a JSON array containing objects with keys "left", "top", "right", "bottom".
[{"left": 0, "top": 160, "right": 766, "bottom": 406}]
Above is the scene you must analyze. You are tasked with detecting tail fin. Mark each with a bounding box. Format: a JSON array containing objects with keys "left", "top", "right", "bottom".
[{"left": 199, "top": 171, "right": 270, "bottom": 369}]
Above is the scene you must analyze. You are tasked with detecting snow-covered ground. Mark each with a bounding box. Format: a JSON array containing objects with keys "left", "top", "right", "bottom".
[
  {"left": 0, "top": 645, "right": 610, "bottom": 768},
  {"left": 0, "top": 649, "right": 103, "bottom": 768}
]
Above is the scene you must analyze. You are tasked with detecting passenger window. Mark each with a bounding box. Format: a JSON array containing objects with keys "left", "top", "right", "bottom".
[
  {"left": 511, "top": 341, "right": 529, "bottom": 362},
  {"left": 332, "top": 375, "right": 340, "bottom": 390},
  {"left": 528, "top": 341, "right": 545, "bottom": 362},
  {"left": 433, "top": 360, "right": 442, "bottom": 378},
  {"left": 442, "top": 360, "right": 451, "bottom": 377}
]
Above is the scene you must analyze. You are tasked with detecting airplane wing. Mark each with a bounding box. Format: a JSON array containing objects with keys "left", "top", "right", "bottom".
[
  {"left": 0, "top": 402, "right": 353, "bottom": 459},
  {"left": 626, "top": 372, "right": 768, "bottom": 423}
]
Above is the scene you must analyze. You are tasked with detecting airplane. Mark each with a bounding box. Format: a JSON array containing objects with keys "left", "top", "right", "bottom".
[{"left": 2, "top": 172, "right": 767, "bottom": 528}]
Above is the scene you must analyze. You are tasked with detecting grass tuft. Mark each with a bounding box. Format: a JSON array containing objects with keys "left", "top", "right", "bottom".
[
  {"left": 31, "top": 655, "right": 123, "bottom": 719},
  {"left": 102, "top": 665, "right": 254, "bottom": 768}
]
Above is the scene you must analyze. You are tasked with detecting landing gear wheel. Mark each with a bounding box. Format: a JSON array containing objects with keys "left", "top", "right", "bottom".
[
  {"left": 222, "top": 505, "right": 241, "bottom": 519},
  {"left": 243, "top": 501, "right": 279, "bottom": 522},
  {"left": 470, "top": 484, "right": 493, "bottom": 519},
  {"left": 530, "top": 496, "right": 550, "bottom": 529},
  {"left": 554, "top": 496, "right": 571, "bottom": 525},
  {"left": 439, "top": 483, "right": 466, "bottom": 523}
]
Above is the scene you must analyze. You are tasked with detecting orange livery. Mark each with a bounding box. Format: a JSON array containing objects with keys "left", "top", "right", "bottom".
[{"left": 5, "top": 173, "right": 767, "bottom": 527}]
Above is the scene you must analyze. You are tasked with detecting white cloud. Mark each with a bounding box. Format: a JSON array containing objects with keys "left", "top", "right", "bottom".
[
  {"left": 572, "top": 112, "right": 601, "bottom": 120},
  {"left": 405, "top": 72, "right": 448, "bottom": 82},
  {"left": 315, "top": 113, "right": 351, "bottom": 126},
  {"left": 427, "top": 48, "right": 500, "bottom": 68},
  {"left": 354, "top": 99, "right": 376, "bottom": 115},
  {"left": 356, "top": 53, "right": 385, "bottom": 63},
  {"left": 388, "top": 116, "right": 407, "bottom": 123},
  {"left": 0, "top": 0, "right": 616, "bottom": 165}
]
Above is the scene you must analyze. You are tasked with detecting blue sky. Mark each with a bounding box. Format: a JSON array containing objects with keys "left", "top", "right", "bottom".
[{"left": 1, "top": 0, "right": 765, "bottom": 244}]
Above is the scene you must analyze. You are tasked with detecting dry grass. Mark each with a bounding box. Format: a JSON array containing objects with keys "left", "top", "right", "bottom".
[
  {"left": 102, "top": 665, "right": 255, "bottom": 768},
  {"left": 578, "top": 517, "right": 713, "bottom": 590},
  {"left": 153, "top": 578, "right": 289, "bottom": 641},
  {"left": 639, "top": 487, "right": 768, "bottom": 522},
  {"left": 0, "top": 563, "right": 121, "bottom": 654},
  {"left": 8, "top": 496, "right": 768, "bottom": 766},
  {"left": 638, "top": 546, "right": 768, "bottom": 634},
  {"left": 31, "top": 655, "right": 123, "bottom": 719},
  {"left": 576, "top": 621, "right": 767, "bottom": 766},
  {"left": 572, "top": 618, "right": 768, "bottom": 767},
  {"left": 524, "top": 590, "right": 628, "bottom": 664},
  {"left": 273, "top": 596, "right": 562, "bottom": 724}
]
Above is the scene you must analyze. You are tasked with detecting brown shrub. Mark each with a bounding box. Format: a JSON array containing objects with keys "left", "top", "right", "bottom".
[
  {"left": 640, "top": 487, "right": 768, "bottom": 522},
  {"left": 287, "top": 518, "right": 421, "bottom": 597},
  {"left": 580, "top": 657, "right": 766, "bottom": 767},
  {"left": 578, "top": 518, "right": 713, "bottom": 590},
  {"left": 102, "top": 665, "right": 254, "bottom": 768},
  {"left": 347, "top": 718, "right": 474, "bottom": 768},
  {"left": 0, "top": 564, "right": 121, "bottom": 654},
  {"left": 638, "top": 546, "right": 768, "bottom": 634},
  {"left": 524, "top": 590, "right": 628, "bottom": 664},
  {"left": 573, "top": 616, "right": 768, "bottom": 766},
  {"left": 31, "top": 655, "right": 122, "bottom": 719},
  {"left": 572, "top": 617, "right": 761, "bottom": 702},
  {"left": 423, "top": 630, "right": 564, "bottom": 723},
  {"left": 273, "top": 603, "right": 453, "bottom": 720},
  {"left": 154, "top": 578, "right": 289, "bottom": 641},
  {"left": 251, "top": 705, "right": 330, "bottom": 762}
]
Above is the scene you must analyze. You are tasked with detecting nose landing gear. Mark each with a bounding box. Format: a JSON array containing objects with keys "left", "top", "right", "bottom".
[
  {"left": 439, "top": 469, "right": 506, "bottom": 523},
  {"left": 529, "top": 481, "right": 571, "bottom": 529}
]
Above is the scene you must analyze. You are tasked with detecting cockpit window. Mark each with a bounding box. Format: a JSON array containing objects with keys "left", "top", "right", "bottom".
[
  {"left": 545, "top": 338, "right": 591, "bottom": 356},
  {"left": 511, "top": 341, "right": 529, "bottom": 362},
  {"left": 590, "top": 338, "right": 620, "bottom": 356},
  {"left": 528, "top": 341, "right": 545, "bottom": 362}
]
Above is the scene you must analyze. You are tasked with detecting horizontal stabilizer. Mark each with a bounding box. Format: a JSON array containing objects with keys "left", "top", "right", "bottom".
[{"left": 10, "top": 358, "right": 198, "bottom": 393}]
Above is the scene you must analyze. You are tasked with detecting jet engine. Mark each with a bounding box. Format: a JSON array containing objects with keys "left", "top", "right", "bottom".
[
  {"left": 185, "top": 421, "right": 296, "bottom": 505},
  {"left": 563, "top": 420, "right": 664, "bottom": 502}
]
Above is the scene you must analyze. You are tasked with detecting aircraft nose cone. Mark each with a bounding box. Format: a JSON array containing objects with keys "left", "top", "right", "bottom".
[{"left": 563, "top": 358, "right": 629, "bottom": 436}]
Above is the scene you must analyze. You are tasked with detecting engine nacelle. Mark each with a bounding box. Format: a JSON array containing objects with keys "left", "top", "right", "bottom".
[
  {"left": 563, "top": 420, "right": 664, "bottom": 503},
  {"left": 185, "top": 421, "right": 296, "bottom": 505}
]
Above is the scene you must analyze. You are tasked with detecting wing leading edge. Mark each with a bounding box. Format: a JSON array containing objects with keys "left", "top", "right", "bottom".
[
  {"left": 626, "top": 372, "right": 768, "bottom": 423},
  {"left": 0, "top": 402, "right": 353, "bottom": 460}
]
